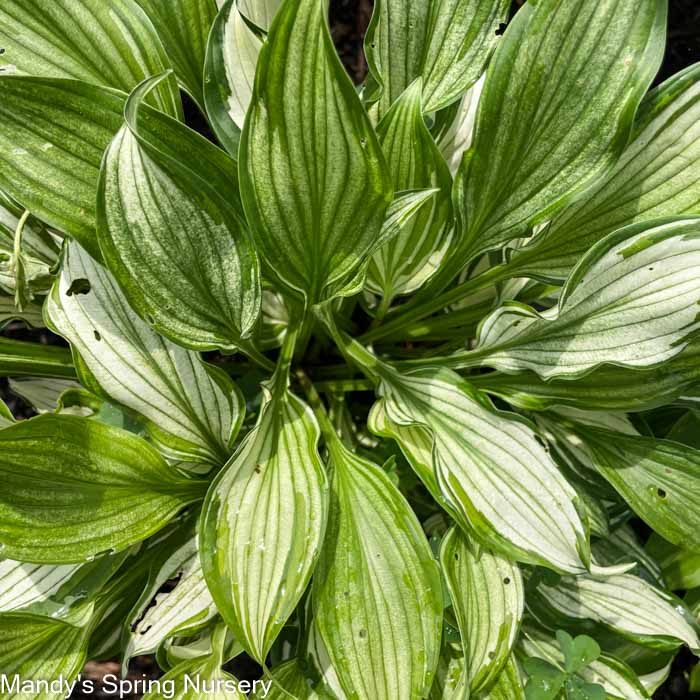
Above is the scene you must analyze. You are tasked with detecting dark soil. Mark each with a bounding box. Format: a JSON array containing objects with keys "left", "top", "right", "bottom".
[{"left": 1, "top": 0, "right": 698, "bottom": 697}]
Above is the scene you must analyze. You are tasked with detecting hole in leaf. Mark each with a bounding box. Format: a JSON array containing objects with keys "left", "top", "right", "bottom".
[
  {"left": 93, "top": 330, "right": 101, "bottom": 341},
  {"left": 358, "top": 629, "right": 367, "bottom": 639},
  {"left": 503, "top": 577, "right": 511, "bottom": 585},
  {"left": 0, "top": 48, "right": 5, "bottom": 55},
  {"left": 495, "top": 22, "right": 507, "bottom": 36},
  {"left": 66, "top": 278, "right": 91, "bottom": 296},
  {"left": 454, "top": 553, "right": 460, "bottom": 561},
  {"left": 657, "top": 488, "right": 667, "bottom": 498},
  {"left": 145, "top": 313, "right": 155, "bottom": 325}
]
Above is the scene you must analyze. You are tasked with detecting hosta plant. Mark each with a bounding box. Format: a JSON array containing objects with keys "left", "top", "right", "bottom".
[{"left": 1, "top": 0, "right": 700, "bottom": 698}]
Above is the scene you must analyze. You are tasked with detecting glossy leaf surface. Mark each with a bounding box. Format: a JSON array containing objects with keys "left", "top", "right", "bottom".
[
  {"left": 454, "top": 0, "right": 666, "bottom": 266},
  {"left": 369, "top": 367, "right": 590, "bottom": 573},
  {"left": 98, "top": 75, "right": 261, "bottom": 351},
  {"left": 313, "top": 439, "right": 442, "bottom": 699},
  {"left": 200, "top": 390, "right": 328, "bottom": 662},
  {"left": 48, "top": 242, "right": 243, "bottom": 465},
  {"left": 0, "top": 0, "right": 181, "bottom": 118},
  {"left": 440, "top": 526, "right": 524, "bottom": 695},
  {"left": 240, "top": 0, "right": 392, "bottom": 303},
  {"left": 0, "top": 414, "right": 203, "bottom": 563}
]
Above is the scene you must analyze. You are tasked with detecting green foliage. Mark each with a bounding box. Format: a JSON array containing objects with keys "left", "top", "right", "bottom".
[
  {"left": 523, "top": 632, "right": 605, "bottom": 700},
  {"left": 0, "top": 0, "right": 699, "bottom": 696}
]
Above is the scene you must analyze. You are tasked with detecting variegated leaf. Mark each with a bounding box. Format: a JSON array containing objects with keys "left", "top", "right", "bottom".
[
  {"left": 368, "top": 366, "right": 590, "bottom": 573},
  {"left": 483, "top": 657, "right": 526, "bottom": 700},
  {"left": 451, "top": 0, "right": 666, "bottom": 270},
  {"left": 135, "top": 0, "right": 218, "bottom": 108},
  {"left": 0, "top": 191, "right": 58, "bottom": 298},
  {"left": 367, "top": 81, "right": 453, "bottom": 303},
  {"left": 0, "top": 295, "right": 43, "bottom": 329},
  {"left": 512, "top": 61, "right": 700, "bottom": 282},
  {"left": 200, "top": 389, "right": 328, "bottom": 663},
  {"left": 471, "top": 341, "right": 700, "bottom": 413},
  {"left": 365, "top": 0, "right": 509, "bottom": 115},
  {"left": 437, "top": 76, "right": 484, "bottom": 176},
  {"left": 48, "top": 242, "right": 243, "bottom": 465},
  {"left": 0, "top": 337, "right": 75, "bottom": 380},
  {"left": 461, "top": 219, "right": 700, "bottom": 378},
  {"left": 0, "top": 553, "right": 125, "bottom": 618},
  {"left": 124, "top": 531, "right": 216, "bottom": 668},
  {"left": 98, "top": 74, "right": 261, "bottom": 353},
  {"left": 520, "top": 627, "right": 649, "bottom": 700},
  {"left": 313, "top": 438, "right": 442, "bottom": 699},
  {"left": 575, "top": 425, "right": 700, "bottom": 550},
  {"left": 0, "top": 611, "right": 92, "bottom": 698},
  {"left": 142, "top": 629, "right": 247, "bottom": 700},
  {"left": 531, "top": 573, "right": 700, "bottom": 652},
  {"left": 439, "top": 526, "right": 523, "bottom": 695},
  {"left": 240, "top": 0, "right": 392, "bottom": 304},
  {"left": 0, "top": 0, "right": 181, "bottom": 118},
  {"left": 204, "top": 0, "right": 264, "bottom": 157},
  {"left": 0, "top": 79, "right": 125, "bottom": 260},
  {"left": 0, "top": 414, "right": 204, "bottom": 563}
]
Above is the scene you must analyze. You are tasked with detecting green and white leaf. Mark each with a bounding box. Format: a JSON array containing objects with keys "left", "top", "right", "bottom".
[
  {"left": 365, "top": 0, "right": 508, "bottom": 115},
  {"left": 593, "top": 525, "right": 664, "bottom": 587},
  {"left": 520, "top": 627, "right": 649, "bottom": 700},
  {"left": 135, "top": 0, "right": 218, "bottom": 108},
  {"left": 453, "top": 0, "right": 666, "bottom": 266},
  {"left": 313, "top": 438, "right": 442, "bottom": 700},
  {"left": 0, "top": 0, "right": 181, "bottom": 118},
  {"left": 576, "top": 425, "right": 700, "bottom": 550},
  {"left": 471, "top": 341, "right": 700, "bottom": 412},
  {"left": 437, "top": 76, "right": 484, "bottom": 176},
  {"left": 430, "top": 636, "right": 465, "bottom": 700},
  {"left": 440, "top": 526, "right": 524, "bottom": 696},
  {"left": 237, "top": 0, "right": 281, "bottom": 29},
  {"left": 251, "top": 657, "right": 332, "bottom": 699},
  {"left": 204, "top": 0, "right": 263, "bottom": 157},
  {"left": 240, "top": 0, "right": 392, "bottom": 304},
  {"left": 0, "top": 611, "right": 91, "bottom": 698},
  {"left": 200, "top": 389, "right": 328, "bottom": 663},
  {"left": 465, "top": 219, "right": 700, "bottom": 379},
  {"left": 307, "top": 621, "right": 348, "bottom": 699},
  {"left": 124, "top": 532, "right": 216, "bottom": 669},
  {"left": 366, "top": 81, "right": 453, "bottom": 302},
  {"left": 483, "top": 656, "right": 526, "bottom": 700},
  {"left": 253, "top": 660, "right": 309, "bottom": 699},
  {"left": 638, "top": 663, "right": 672, "bottom": 695},
  {"left": 0, "top": 414, "right": 204, "bottom": 563},
  {"left": 48, "top": 241, "right": 243, "bottom": 465},
  {"left": 0, "top": 78, "right": 125, "bottom": 260},
  {"left": 512, "top": 62, "right": 700, "bottom": 282},
  {"left": 368, "top": 366, "right": 590, "bottom": 573},
  {"left": 0, "top": 553, "right": 125, "bottom": 618},
  {"left": 98, "top": 74, "right": 261, "bottom": 352},
  {"left": 532, "top": 573, "right": 700, "bottom": 652},
  {"left": 142, "top": 653, "right": 246, "bottom": 700},
  {"left": 8, "top": 378, "right": 80, "bottom": 414}
]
